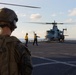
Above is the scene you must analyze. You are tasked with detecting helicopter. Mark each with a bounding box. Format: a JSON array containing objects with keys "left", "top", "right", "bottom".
[
  {"left": 28, "top": 20, "right": 68, "bottom": 42},
  {"left": 45, "top": 21, "right": 67, "bottom": 42}
]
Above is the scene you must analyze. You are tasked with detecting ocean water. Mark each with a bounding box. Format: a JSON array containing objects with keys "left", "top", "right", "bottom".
[
  {"left": 19, "top": 38, "right": 76, "bottom": 43},
  {"left": 19, "top": 38, "right": 25, "bottom": 43},
  {"left": 19, "top": 38, "right": 45, "bottom": 43}
]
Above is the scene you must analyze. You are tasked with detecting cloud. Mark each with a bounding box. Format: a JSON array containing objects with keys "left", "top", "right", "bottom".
[
  {"left": 65, "top": 18, "right": 73, "bottom": 23},
  {"left": 30, "top": 13, "right": 42, "bottom": 20},
  {"left": 51, "top": 13, "right": 56, "bottom": 17},
  {"left": 68, "top": 8, "right": 76, "bottom": 16}
]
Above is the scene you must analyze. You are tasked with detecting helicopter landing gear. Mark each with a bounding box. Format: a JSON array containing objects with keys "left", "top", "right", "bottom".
[
  {"left": 59, "top": 35, "right": 64, "bottom": 42},
  {"left": 59, "top": 39, "right": 64, "bottom": 42}
]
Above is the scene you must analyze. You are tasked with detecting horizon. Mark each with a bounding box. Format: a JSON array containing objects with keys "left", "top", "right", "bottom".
[{"left": 19, "top": 37, "right": 76, "bottom": 43}]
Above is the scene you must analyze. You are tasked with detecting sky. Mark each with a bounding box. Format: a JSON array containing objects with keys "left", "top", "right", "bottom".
[{"left": 0, "top": 0, "right": 76, "bottom": 40}]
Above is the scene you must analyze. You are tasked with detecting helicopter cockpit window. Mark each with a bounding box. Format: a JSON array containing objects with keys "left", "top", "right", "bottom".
[
  {"left": 51, "top": 30, "right": 55, "bottom": 34},
  {"left": 57, "top": 29, "right": 59, "bottom": 32}
]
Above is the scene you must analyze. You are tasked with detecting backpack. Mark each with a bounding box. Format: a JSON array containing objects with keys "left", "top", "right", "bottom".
[{"left": 0, "top": 35, "right": 21, "bottom": 75}]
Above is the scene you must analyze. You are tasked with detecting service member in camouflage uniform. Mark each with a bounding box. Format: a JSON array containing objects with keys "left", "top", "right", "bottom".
[{"left": 0, "top": 8, "right": 33, "bottom": 75}]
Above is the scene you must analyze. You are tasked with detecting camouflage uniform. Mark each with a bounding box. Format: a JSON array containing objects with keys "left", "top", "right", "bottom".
[
  {"left": 0, "top": 8, "right": 33, "bottom": 75},
  {"left": 15, "top": 37, "right": 33, "bottom": 75}
]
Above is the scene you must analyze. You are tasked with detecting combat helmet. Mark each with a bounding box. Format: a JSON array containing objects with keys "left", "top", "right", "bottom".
[{"left": 0, "top": 8, "right": 18, "bottom": 31}]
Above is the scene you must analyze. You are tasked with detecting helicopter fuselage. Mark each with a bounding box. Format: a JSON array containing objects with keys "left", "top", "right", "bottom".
[{"left": 45, "top": 24, "right": 64, "bottom": 42}]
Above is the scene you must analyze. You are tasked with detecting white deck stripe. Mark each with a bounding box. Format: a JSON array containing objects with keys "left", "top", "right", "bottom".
[
  {"left": 32, "top": 55, "right": 76, "bottom": 67},
  {"left": 33, "top": 62, "right": 58, "bottom": 67}
]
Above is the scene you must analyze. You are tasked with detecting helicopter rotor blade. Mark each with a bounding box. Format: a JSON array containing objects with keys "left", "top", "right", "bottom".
[
  {"left": 46, "top": 22, "right": 76, "bottom": 25},
  {"left": 27, "top": 22, "right": 64, "bottom": 25},
  {"left": 27, "top": 22, "right": 51, "bottom": 24},
  {"left": 27, "top": 22, "right": 57, "bottom": 24},
  {"left": 0, "top": 2, "right": 40, "bottom": 8},
  {"left": 56, "top": 23, "right": 64, "bottom": 24},
  {"left": 27, "top": 21, "right": 76, "bottom": 25}
]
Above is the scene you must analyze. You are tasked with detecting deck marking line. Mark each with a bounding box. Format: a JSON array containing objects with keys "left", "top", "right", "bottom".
[{"left": 32, "top": 55, "right": 76, "bottom": 67}]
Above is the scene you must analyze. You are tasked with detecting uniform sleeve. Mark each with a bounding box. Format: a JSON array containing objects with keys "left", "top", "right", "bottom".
[{"left": 16, "top": 43, "right": 33, "bottom": 75}]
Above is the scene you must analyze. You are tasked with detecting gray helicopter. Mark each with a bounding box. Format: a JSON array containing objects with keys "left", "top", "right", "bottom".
[
  {"left": 45, "top": 21, "right": 67, "bottom": 42},
  {"left": 29, "top": 20, "right": 67, "bottom": 42}
]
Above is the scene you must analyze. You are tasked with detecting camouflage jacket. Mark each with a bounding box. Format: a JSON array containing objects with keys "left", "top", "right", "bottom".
[
  {"left": 15, "top": 38, "right": 33, "bottom": 75},
  {"left": 0, "top": 35, "right": 33, "bottom": 75}
]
